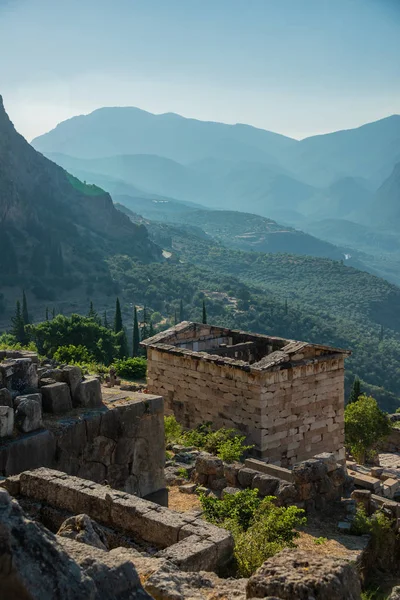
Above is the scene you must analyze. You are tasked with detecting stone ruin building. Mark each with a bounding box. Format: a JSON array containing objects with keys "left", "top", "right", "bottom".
[{"left": 142, "top": 321, "right": 350, "bottom": 466}]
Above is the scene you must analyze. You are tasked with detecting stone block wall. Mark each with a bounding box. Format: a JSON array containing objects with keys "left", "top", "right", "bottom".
[
  {"left": 193, "top": 451, "right": 347, "bottom": 513},
  {"left": 259, "top": 356, "right": 346, "bottom": 464},
  {"left": 7, "top": 468, "right": 233, "bottom": 574},
  {"left": 147, "top": 345, "right": 345, "bottom": 466},
  {"left": 147, "top": 346, "right": 265, "bottom": 449},
  {"left": 0, "top": 394, "right": 166, "bottom": 501}
]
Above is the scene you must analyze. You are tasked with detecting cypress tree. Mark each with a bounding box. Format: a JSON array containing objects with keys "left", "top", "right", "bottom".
[
  {"left": 88, "top": 301, "right": 100, "bottom": 324},
  {"left": 103, "top": 310, "right": 109, "bottom": 329},
  {"left": 141, "top": 306, "right": 148, "bottom": 341},
  {"left": 52, "top": 307, "right": 56, "bottom": 319},
  {"left": 174, "top": 309, "right": 177, "bottom": 326},
  {"left": 202, "top": 300, "right": 207, "bottom": 324},
  {"left": 132, "top": 306, "right": 140, "bottom": 357},
  {"left": 11, "top": 301, "right": 27, "bottom": 345},
  {"left": 22, "top": 290, "right": 30, "bottom": 324},
  {"left": 348, "top": 376, "right": 362, "bottom": 404},
  {"left": 179, "top": 299, "right": 184, "bottom": 322},
  {"left": 149, "top": 321, "right": 155, "bottom": 337},
  {"left": 45, "top": 307, "right": 49, "bottom": 321},
  {"left": 114, "top": 298, "right": 123, "bottom": 333}
]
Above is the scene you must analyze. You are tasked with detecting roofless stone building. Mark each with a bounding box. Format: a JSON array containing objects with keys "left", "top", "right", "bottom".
[{"left": 142, "top": 322, "right": 350, "bottom": 467}]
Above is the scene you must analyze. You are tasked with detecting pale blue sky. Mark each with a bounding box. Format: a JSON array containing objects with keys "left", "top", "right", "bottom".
[{"left": 1, "top": 0, "right": 399, "bottom": 140}]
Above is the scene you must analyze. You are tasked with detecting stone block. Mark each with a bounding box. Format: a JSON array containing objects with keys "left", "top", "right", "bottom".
[
  {"left": 237, "top": 467, "right": 258, "bottom": 488},
  {"left": 61, "top": 365, "right": 82, "bottom": 396},
  {"left": 157, "top": 535, "right": 217, "bottom": 572},
  {"left": 5, "top": 431, "right": 56, "bottom": 475},
  {"left": 41, "top": 382, "right": 72, "bottom": 414},
  {"left": 14, "top": 393, "right": 42, "bottom": 410},
  {"left": 221, "top": 486, "right": 241, "bottom": 498},
  {"left": 245, "top": 457, "right": 293, "bottom": 483},
  {"left": 252, "top": 474, "right": 280, "bottom": 496},
  {"left": 74, "top": 378, "right": 103, "bottom": 408},
  {"left": 313, "top": 452, "right": 337, "bottom": 472},
  {"left": 383, "top": 478, "right": 400, "bottom": 500},
  {"left": 247, "top": 548, "right": 361, "bottom": 600},
  {"left": 348, "top": 470, "right": 381, "bottom": 493},
  {"left": 292, "top": 459, "right": 328, "bottom": 484},
  {"left": 0, "top": 388, "right": 12, "bottom": 408},
  {"left": 195, "top": 452, "right": 224, "bottom": 477},
  {"left": 15, "top": 398, "right": 43, "bottom": 433},
  {"left": 0, "top": 406, "right": 14, "bottom": 437}
]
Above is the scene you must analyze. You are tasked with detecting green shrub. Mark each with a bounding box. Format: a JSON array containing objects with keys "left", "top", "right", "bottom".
[
  {"left": 201, "top": 490, "right": 306, "bottom": 577},
  {"left": 181, "top": 422, "right": 253, "bottom": 462},
  {"left": 217, "top": 435, "right": 253, "bottom": 463},
  {"left": 164, "top": 415, "right": 183, "bottom": 445},
  {"left": 113, "top": 357, "right": 147, "bottom": 379},
  {"left": 54, "top": 344, "right": 94, "bottom": 364},
  {"left": 177, "top": 467, "right": 189, "bottom": 479},
  {"left": 350, "top": 505, "right": 371, "bottom": 536},
  {"left": 201, "top": 488, "right": 262, "bottom": 531},
  {"left": 345, "top": 395, "right": 391, "bottom": 463}
]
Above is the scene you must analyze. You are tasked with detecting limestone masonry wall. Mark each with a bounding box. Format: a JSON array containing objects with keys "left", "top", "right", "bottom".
[
  {"left": 144, "top": 322, "right": 348, "bottom": 466},
  {"left": 0, "top": 351, "right": 166, "bottom": 501}
]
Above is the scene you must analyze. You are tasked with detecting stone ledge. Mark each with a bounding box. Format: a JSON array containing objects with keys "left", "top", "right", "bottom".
[{"left": 16, "top": 468, "right": 233, "bottom": 573}]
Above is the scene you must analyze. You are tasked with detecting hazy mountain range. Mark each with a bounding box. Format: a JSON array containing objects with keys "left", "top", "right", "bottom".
[{"left": 32, "top": 107, "right": 400, "bottom": 235}]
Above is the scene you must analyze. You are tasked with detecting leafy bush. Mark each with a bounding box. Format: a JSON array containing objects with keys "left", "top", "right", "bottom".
[
  {"left": 351, "top": 506, "right": 396, "bottom": 576},
  {"left": 29, "top": 314, "right": 119, "bottom": 365},
  {"left": 200, "top": 490, "right": 306, "bottom": 577},
  {"left": 112, "top": 357, "right": 147, "bottom": 379},
  {"left": 0, "top": 333, "right": 38, "bottom": 353},
  {"left": 217, "top": 435, "right": 253, "bottom": 463},
  {"left": 177, "top": 467, "right": 189, "bottom": 479},
  {"left": 164, "top": 415, "right": 183, "bottom": 445},
  {"left": 201, "top": 488, "right": 262, "bottom": 531},
  {"left": 53, "top": 344, "right": 94, "bottom": 364},
  {"left": 345, "top": 395, "right": 391, "bottom": 463},
  {"left": 180, "top": 422, "right": 253, "bottom": 463}
]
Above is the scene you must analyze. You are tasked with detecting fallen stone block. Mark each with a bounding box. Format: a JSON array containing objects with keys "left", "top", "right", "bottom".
[
  {"left": 383, "top": 478, "right": 400, "bottom": 499},
  {"left": 245, "top": 457, "right": 293, "bottom": 483},
  {"left": 157, "top": 534, "right": 217, "bottom": 572},
  {"left": 348, "top": 470, "right": 381, "bottom": 493},
  {"left": 237, "top": 467, "right": 258, "bottom": 488},
  {"left": 57, "top": 513, "right": 108, "bottom": 550},
  {"left": 41, "top": 382, "right": 73, "bottom": 414},
  {"left": 0, "top": 387, "right": 12, "bottom": 408},
  {"left": 0, "top": 405, "right": 14, "bottom": 437},
  {"left": 292, "top": 459, "right": 328, "bottom": 484},
  {"left": 15, "top": 397, "right": 43, "bottom": 433},
  {"left": 313, "top": 452, "right": 338, "bottom": 473},
  {"left": 179, "top": 483, "right": 197, "bottom": 494},
  {"left": 74, "top": 378, "right": 103, "bottom": 408},
  {"left": 246, "top": 548, "right": 362, "bottom": 599}
]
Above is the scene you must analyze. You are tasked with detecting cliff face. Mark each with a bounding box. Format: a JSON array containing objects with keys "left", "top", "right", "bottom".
[{"left": 0, "top": 95, "right": 161, "bottom": 295}]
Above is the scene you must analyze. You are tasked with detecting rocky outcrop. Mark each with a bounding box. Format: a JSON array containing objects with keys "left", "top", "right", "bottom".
[{"left": 246, "top": 549, "right": 362, "bottom": 599}]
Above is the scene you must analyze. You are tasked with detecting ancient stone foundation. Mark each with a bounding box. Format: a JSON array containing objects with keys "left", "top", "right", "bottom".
[
  {"left": 143, "top": 322, "right": 349, "bottom": 466},
  {"left": 0, "top": 350, "right": 166, "bottom": 502}
]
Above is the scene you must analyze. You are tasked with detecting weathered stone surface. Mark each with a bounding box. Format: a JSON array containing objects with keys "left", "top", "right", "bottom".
[
  {"left": 252, "top": 474, "right": 280, "bottom": 497},
  {"left": 58, "top": 537, "right": 152, "bottom": 599},
  {"left": 11, "top": 357, "right": 38, "bottom": 391},
  {"left": 15, "top": 397, "right": 43, "bottom": 433},
  {"left": 246, "top": 549, "right": 362, "bottom": 599},
  {"left": 238, "top": 467, "right": 258, "bottom": 488},
  {"left": 195, "top": 452, "right": 224, "bottom": 476},
  {"left": 314, "top": 452, "right": 338, "bottom": 473},
  {"left": 144, "top": 560, "right": 248, "bottom": 600},
  {"left": 14, "top": 392, "right": 42, "bottom": 409},
  {"left": 179, "top": 483, "right": 197, "bottom": 494},
  {"left": 42, "top": 382, "right": 73, "bottom": 414},
  {"left": 224, "top": 462, "right": 242, "bottom": 486},
  {"left": 61, "top": 365, "right": 83, "bottom": 396},
  {"left": 5, "top": 430, "right": 56, "bottom": 475},
  {"left": 157, "top": 534, "right": 217, "bottom": 571},
  {"left": 329, "top": 465, "right": 347, "bottom": 487},
  {"left": 74, "top": 378, "right": 103, "bottom": 409},
  {"left": 292, "top": 459, "right": 328, "bottom": 484},
  {"left": 57, "top": 514, "right": 108, "bottom": 550},
  {"left": 0, "top": 387, "right": 12, "bottom": 408},
  {"left": 0, "top": 405, "right": 14, "bottom": 437},
  {"left": 0, "top": 489, "right": 96, "bottom": 599},
  {"left": 275, "top": 481, "right": 298, "bottom": 505},
  {"left": 222, "top": 486, "right": 241, "bottom": 497}
]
